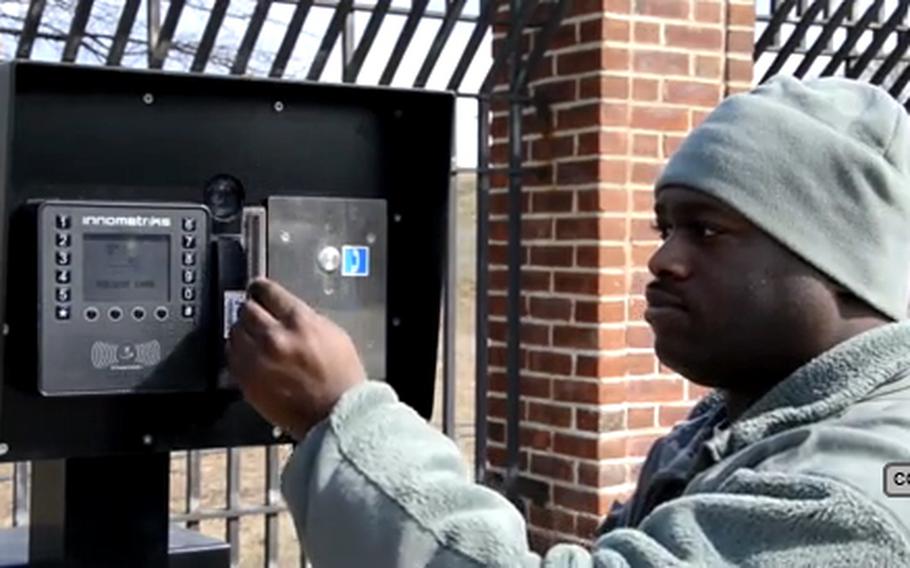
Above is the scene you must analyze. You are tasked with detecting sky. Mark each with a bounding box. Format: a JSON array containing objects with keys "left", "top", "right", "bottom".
[{"left": 0, "top": 0, "right": 492, "bottom": 168}]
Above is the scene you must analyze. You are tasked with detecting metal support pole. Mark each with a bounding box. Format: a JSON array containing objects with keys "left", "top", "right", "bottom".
[
  {"left": 443, "top": 161, "right": 458, "bottom": 439},
  {"left": 146, "top": 0, "right": 161, "bottom": 67},
  {"left": 504, "top": 0, "right": 523, "bottom": 506}
]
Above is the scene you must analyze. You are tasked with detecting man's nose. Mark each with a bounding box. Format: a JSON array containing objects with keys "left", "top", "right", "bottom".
[{"left": 647, "top": 237, "right": 691, "bottom": 280}]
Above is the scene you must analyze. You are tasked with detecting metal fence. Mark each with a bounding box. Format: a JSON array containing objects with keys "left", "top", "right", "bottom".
[
  {"left": 755, "top": 0, "right": 910, "bottom": 107},
  {"left": 0, "top": 0, "right": 568, "bottom": 565}
]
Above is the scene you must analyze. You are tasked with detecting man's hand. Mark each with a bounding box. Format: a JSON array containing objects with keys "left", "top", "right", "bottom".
[{"left": 227, "top": 278, "right": 367, "bottom": 439}]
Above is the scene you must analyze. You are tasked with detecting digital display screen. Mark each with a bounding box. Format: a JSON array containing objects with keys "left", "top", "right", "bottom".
[{"left": 83, "top": 234, "right": 170, "bottom": 302}]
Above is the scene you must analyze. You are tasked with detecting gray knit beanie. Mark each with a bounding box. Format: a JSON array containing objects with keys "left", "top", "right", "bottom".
[{"left": 655, "top": 75, "right": 910, "bottom": 321}]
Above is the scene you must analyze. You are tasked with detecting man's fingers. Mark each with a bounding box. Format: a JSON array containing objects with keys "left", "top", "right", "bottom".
[
  {"left": 247, "top": 278, "right": 313, "bottom": 326},
  {"left": 237, "top": 298, "right": 281, "bottom": 340}
]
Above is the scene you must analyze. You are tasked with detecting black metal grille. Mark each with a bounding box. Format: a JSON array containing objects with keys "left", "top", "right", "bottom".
[{"left": 755, "top": 0, "right": 910, "bottom": 107}]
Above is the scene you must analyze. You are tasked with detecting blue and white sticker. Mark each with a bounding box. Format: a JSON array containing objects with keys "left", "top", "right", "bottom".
[
  {"left": 341, "top": 246, "right": 370, "bottom": 277},
  {"left": 223, "top": 291, "right": 246, "bottom": 338}
]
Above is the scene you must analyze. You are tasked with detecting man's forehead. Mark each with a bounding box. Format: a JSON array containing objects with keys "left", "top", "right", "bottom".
[{"left": 655, "top": 186, "right": 737, "bottom": 216}]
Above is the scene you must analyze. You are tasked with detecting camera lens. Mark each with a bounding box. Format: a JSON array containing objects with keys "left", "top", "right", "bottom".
[{"left": 203, "top": 174, "right": 245, "bottom": 222}]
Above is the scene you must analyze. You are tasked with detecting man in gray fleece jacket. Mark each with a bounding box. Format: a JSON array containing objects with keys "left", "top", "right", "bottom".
[{"left": 227, "top": 75, "right": 910, "bottom": 566}]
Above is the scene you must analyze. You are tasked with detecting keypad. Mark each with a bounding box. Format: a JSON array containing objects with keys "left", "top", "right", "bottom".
[
  {"left": 56, "top": 251, "right": 70, "bottom": 266},
  {"left": 56, "top": 270, "right": 70, "bottom": 284},
  {"left": 182, "top": 252, "right": 195, "bottom": 266},
  {"left": 182, "top": 235, "right": 196, "bottom": 249},
  {"left": 182, "top": 287, "right": 195, "bottom": 301},
  {"left": 55, "top": 306, "right": 70, "bottom": 320},
  {"left": 182, "top": 218, "right": 196, "bottom": 232},
  {"left": 182, "top": 305, "right": 195, "bottom": 318},
  {"left": 182, "top": 269, "right": 195, "bottom": 284},
  {"left": 56, "top": 287, "right": 70, "bottom": 303},
  {"left": 55, "top": 215, "right": 71, "bottom": 230},
  {"left": 56, "top": 233, "right": 70, "bottom": 247}
]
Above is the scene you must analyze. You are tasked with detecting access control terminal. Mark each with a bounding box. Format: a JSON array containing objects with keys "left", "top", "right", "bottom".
[{"left": 36, "top": 201, "right": 210, "bottom": 395}]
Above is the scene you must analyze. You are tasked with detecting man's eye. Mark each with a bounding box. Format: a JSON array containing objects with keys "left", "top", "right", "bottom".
[
  {"left": 693, "top": 223, "right": 720, "bottom": 238},
  {"left": 650, "top": 220, "right": 670, "bottom": 240}
]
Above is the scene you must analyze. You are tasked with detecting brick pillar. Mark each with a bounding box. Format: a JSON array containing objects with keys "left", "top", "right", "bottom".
[{"left": 486, "top": 0, "right": 755, "bottom": 551}]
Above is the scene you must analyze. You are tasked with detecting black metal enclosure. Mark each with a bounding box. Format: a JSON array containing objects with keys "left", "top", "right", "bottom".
[{"left": 0, "top": 60, "right": 453, "bottom": 460}]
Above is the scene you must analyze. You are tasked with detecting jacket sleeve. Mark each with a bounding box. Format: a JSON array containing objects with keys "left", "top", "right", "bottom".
[{"left": 281, "top": 382, "right": 910, "bottom": 568}]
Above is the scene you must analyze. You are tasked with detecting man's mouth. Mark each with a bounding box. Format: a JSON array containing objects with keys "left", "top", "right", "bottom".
[{"left": 644, "top": 284, "right": 688, "bottom": 312}]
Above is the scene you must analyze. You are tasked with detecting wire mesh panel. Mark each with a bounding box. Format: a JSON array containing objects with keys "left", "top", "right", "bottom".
[{"left": 756, "top": 0, "right": 910, "bottom": 106}]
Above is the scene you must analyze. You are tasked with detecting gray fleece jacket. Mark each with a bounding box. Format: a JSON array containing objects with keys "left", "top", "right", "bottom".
[{"left": 280, "top": 322, "right": 910, "bottom": 566}]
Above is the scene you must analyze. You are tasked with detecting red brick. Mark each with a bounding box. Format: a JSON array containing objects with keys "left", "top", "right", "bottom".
[
  {"left": 531, "top": 193, "right": 574, "bottom": 213},
  {"left": 557, "top": 103, "right": 623, "bottom": 130},
  {"left": 633, "top": 134, "right": 660, "bottom": 157},
  {"left": 522, "top": 376, "right": 553, "bottom": 399},
  {"left": 626, "top": 325, "right": 654, "bottom": 348},
  {"left": 575, "top": 356, "right": 627, "bottom": 378},
  {"left": 627, "top": 378, "right": 684, "bottom": 402},
  {"left": 633, "top": 50, "right": 689, "bottom": 75},
  {"left": 576, "top": 246, "right": 625, "bottom": 268},
  {"left": 695, "top": 1, "right": 722, "bottom": 22},
  {"left": 521, "top": 322, "right": 551, "bottom": 346},
  {"left": 489, "top": 192, "right": 530, "bottom": 216},
  {"left": 632, "top": 78, "right": 659, "bottom": 101},
  {"left": 627, "top": 434, "right": 662, "bottom": 457},
  {"left": 663, "top": 134, "right": 687, "bottom": 157},
  {"left": 580, "top": 76, "right": 630, "bottom": 100},
  {"left": 633, "top": 191, "right": 654, "bottom": 213},
  {"left": 630, "top": 270, "right": 652, "bottom": 295},
  {"left": 664, "top": 80, "right": 721, "bottom": 107},
  {"left": 489, "top": 218, "right": 553, "bottom": 241},
  {"left": 527, "top": 350, "right": 573, "bottom": 375},
  {"left": 631, "top": 106, "right": 688, "bottom": 131},
  {"left": 574, "top": 299, "right": 625, "bottom": 322},
  {"left": 629, "top": 296, "right": 648, "bottom": 320},
  {"left": 556, "top": 217, "right": 626, "bottom": 240},
  {"left": 729, "top": 3, "right": 755, "bottom": 26},
  {"left": 578, "top": 131, "right": 628, "bottom": 156},
  {"left": 634, "top": 22, "right": 661, "bottom": 44},
  {"left": 630, "top": 218, "right": 660, "bottom": 242},
  {"left": 532, "top": 136, "right": 574, "bottom": 161},
  {"left": 659, "top": 404, "right": 695, "bottom": 427},
  {"left": 568, "top": 0, "right": 612, "bottom": 17},
  {"left": 577, "top": 515, "right": 602, "bottom": 539},
  {"left": 576, "top": 407, "right": 625, "bottom": 432},
  {"left": 727, "top": 57, "right": 754, "bottom": 83},
  {"left": 533, "top": 79, "right": 577, "bottom": 104},
  {"left": 628, "top": 407, "right": 655, "bottom": 428},
  {"left": 553, "top": 432, "right": 600, "bottom": 459},
  {"left": 528, "top": 402, "right": 573, "bottom": 428},
  {"left": 627, "top": 353, "right": 656, "bottom": 375},
  {"left": 530, "top": 454, "right": 574, "bottom": 482},
  {"left": 579, "top": 462, "right": 626, "bottom": 487},
  {"left": 559, "top": 159, "right": 628, "bottom": 185},
  {"left": 554, "top": 272, "right": 624, "bottom": 296},
  {"left": 530, "top": 244, "right": 573, "bottom": 268},
  {"left": 666, "top": 25, "right": 722, "bottom": 51},
  {"left": 489, "top": 269, "right": 551, "bottom": 292},
  {"left": 634, "top": 0, "right": 690, "bottom": 18},
  {"left": 554, "top": 486, "right": 601, "bottom": 515},
  {"left": 521, "top": 427, "right": 553, "bottom": 451},
  {"left": 577, "top": 190, "right": 628, "bottom": 213},
  {"left": 551, "top": 22, "right": 578, "bottom": 50},
  {"left": 632, "top": 161, "right": 661, "bottom": 185},
  {"left": 558, "top": 48, "right": 629, "bottom": 75},
  {"left": 727, "top": 29, "right": 754, "bottom": 53},
  {"left": 554, "top": 326, "right": 617, "bottom": 350},
  {"left": 695, "top": 55, "right": 722, "bottom": 79},
  {"left": 487, "top": 420, "right": 505, "bottom": 442},
  {"left": 529, "top": 297, "right": 573, "bottom": 320}
]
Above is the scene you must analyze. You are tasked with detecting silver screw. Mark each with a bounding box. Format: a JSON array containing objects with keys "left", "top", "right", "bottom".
[
  {"left": 142, "top": 434, "right": 153, "bottom": 446},
  {"left": 142, "top": 93, "right": 154, "bottom": 105},
  {"left": 393, "top": 214, "right": 402, "bottom": 223},
  {"left": 0, "top": 443, "right": 9, "bottom": 456},
  {"left": 274, "top": 101, "right": 284, "bottom": 112},
  {"left": 280, "top": 231, "right": 291, "bottom": 243},
  {"left": 272, "top": 427, "right": 282, "bottom": 439},
  {"left": 366, "top": 233, "right": 377, "bottom": 244},
  {"left": 318, "top": 246, "right": 341, "bottom": 272}
]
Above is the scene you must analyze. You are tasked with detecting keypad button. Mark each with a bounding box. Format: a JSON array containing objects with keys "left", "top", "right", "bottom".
[
  {"left": 132, "top": 307, "right": 146, "bottom": 321},
  {"left": 182, "top": 270, "right": 196, "bottom": 284},
  {"left": 56, "top": 215, "right": 71, "bottom": 229},
  {"left": 182, "top": 305, "right": 195, "bottom": 318},
  {"left": 55, "top": 270, "right": 70, "bottom": 284},
  {"left": 55, "top": 233, "right": 71, "bottom": 247},
  {"left": 56, "top": 306, "right": 70, "bottom": 320},
  {"left": 56, "top": 287, "right": 70, "bottom": 302},
  {"left": 182, "top": 287, "right": 195, "bottom": 301},
  {"left": 84, "top": 307, "right": 99, "bottom": 321},
  {"left": 182, "top": 218, "right": 196, "bottom": 231},
  {"left": 182, "top": 252, "right": 196, "bottom": 266},
  {"left": 155, "top": 307, "right": 169, "bottom": 321},
  {"left": 108, "top": 307, "right": 123, "bottom": 321},
  {"left": 182, "top": 235, "right": 196, "bottom": 249},
  {"left": 55, "top": 251, "right": 70, "bottom": 266}
]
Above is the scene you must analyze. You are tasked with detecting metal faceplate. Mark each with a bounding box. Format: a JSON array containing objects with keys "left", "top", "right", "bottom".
[{"left": 266, "top": 196, "right": 387, "bottom": 380}]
